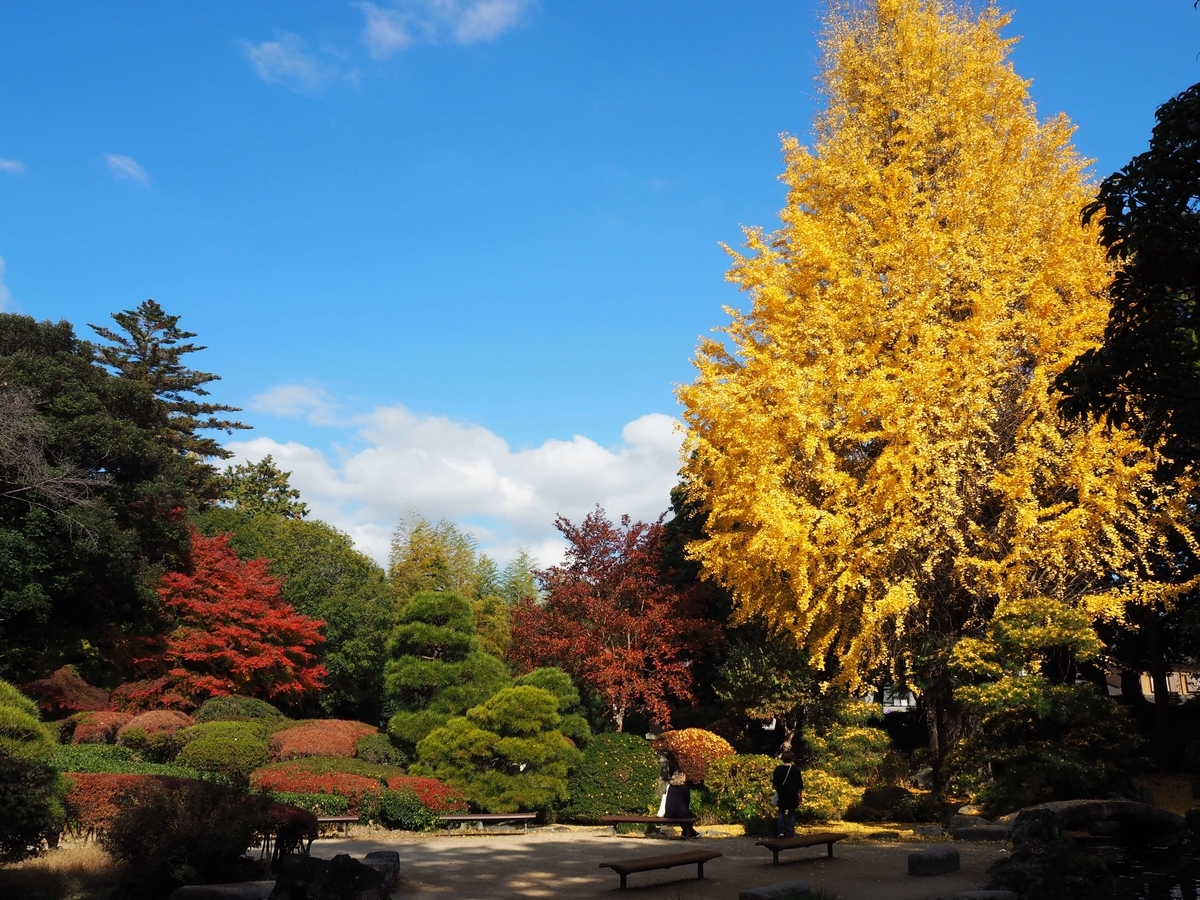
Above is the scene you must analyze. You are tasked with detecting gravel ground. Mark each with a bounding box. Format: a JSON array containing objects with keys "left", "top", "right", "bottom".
[{"left": 310, "top": 826, "right": 1009, "bottom": 900}]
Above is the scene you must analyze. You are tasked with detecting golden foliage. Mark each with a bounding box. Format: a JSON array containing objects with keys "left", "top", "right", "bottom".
[{"left": 678, "top": 0, "right": 1196, "bottom": 686}]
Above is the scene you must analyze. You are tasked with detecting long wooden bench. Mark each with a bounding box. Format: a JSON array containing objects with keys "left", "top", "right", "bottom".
[
  {"left": 599, "top": 849, "right": 722, "bottom": 890},
  {"left": 599, "top": 815, "right": 699, "bottom": 836},
  {"left": 316, "top": 815, "right": 359, "bottom": 838},
  {"left": 437, "top": 813, "right": 538, "bottom": 834},
  {"left": 755, "top": 832, "right": 848, "bottom": 864}
]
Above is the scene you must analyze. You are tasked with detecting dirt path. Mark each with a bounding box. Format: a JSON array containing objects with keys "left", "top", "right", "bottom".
[{"left": 314, "top": 827, "right": 1007, "bottom": 899}]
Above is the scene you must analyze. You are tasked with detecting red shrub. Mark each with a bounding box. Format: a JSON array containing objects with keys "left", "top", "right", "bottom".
[
  {"left": 60, "top": 774, "right": 203, "bottom": 830},
  {"left": 653, "top": 728, "right": 735, "bottom": 784},
  {"left": 250, "top": 769, "right": 381, "bottom": 812},
  {"left": 385, "top": 776, "right": 468, "bottom": 815},
  {"left": 71, "top": 711, "right": 134, "bottom": 744},
  {"left": 116, "top": 709, "right": 194, "bottom": 742},
  {"left": 22, "top": 666, "right": 110, "bottom": 719},
  {"left": 110, "top": 677, "right": 196, "bottom": 713},
  {"left": 269, "top": 720, "right": 376, "bottom": 761}
]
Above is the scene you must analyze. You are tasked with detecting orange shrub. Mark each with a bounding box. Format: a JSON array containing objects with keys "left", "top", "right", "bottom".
[
  {"left": 653, "top": 728, "right": 735, "bottom": 783},
  {"left": 72, "top": 711, "right": 134, "bottom": 744},
  {"left": 116, "top": 710, "right": 193, "bottom": 741},
  {"left": 385, "top": 776, "right": 468, "bottom": 814},
  {"left": 269, "top": 720, "right": 376, "bottom": 761},
  {"left": 62, "top": 773, "right": 202, "bottom": 830}
]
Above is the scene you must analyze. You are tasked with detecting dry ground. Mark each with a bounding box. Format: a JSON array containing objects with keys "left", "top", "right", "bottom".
[{"left": 315, "top": 826, "right": 1008, "bottom": 900}]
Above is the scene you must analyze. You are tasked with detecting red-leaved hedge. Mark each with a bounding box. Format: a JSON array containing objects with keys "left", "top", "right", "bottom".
[
  {"left": 385, "top": 776, "right": 468, "bottom": 815},
  {"left": 269, "top": 720, "right": 376, "bottom": 761},
  {"left": 72, "top": 711, "right": 134, "bottom": 744},
  {"left": 63, "top": 773, "right": 205, "bottom": 831},
  {"left": 250, "top": 768, "right": 382, "bottom": 811},
  {"left": 116, "top": 709, "right": 194, "bottom": 741}
]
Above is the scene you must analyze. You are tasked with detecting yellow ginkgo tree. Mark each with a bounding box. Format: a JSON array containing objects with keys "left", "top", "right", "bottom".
[{"left": 679, "top": 0, "right": 1196, "bottom": 778}]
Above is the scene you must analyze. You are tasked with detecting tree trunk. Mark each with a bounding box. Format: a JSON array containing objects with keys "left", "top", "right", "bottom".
[{"left": 1145, "top": 612, "right": 1172, "bottom": 743}]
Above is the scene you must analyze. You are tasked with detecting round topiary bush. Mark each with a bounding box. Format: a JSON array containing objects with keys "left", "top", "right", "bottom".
[
  {"left": 70, "top": 711, "right": 134, "bottom": 745},
  {"left": 354, "top": 733, "right": 405, "bottom": 766},
  {"left": 176, "top": 722, "right": 271, "bottom": 783},
  {"left": 566, "top": 732, "right": 660, "bottom": 821},
  {"left": 117, "top": 710, "right": 195, "bottom": 761},
  {"left": 270, "top": 720, "right": 377, "bottom": 760},
  {"left": 194, "top": 696, "right": 287, "bottom": 724},
  {"left": 653, "top": 728, "right": 735, "bottom": 784}
]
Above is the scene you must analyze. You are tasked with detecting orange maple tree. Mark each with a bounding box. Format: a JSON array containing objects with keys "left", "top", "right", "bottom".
[{"left": 508, "top": 509, "right": 711, "bottom": 732}]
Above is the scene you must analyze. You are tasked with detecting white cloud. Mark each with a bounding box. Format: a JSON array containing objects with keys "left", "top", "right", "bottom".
[
  {"left": 105, "top": 154, "right": 149, "bottom": 184},
  {"left": 357, "top": 0, "right": 532, "bottom": 57},
  {"left": 359, "top": 3, "right": 411, "bottom": 58},
  {"left": 241, "top": 33, "right": 340, "bottom": 94},
  {"left": 248, "top": 384, "right": 342, "bottom": 426},
  {"left": 225, "top": 403, "right": 684, "bottom": 567},
  {"left": 0, "top": 256, "right": 12, "bottom": 309},
  {"left": 0, "top": 159, "right": 25, "bottom": 174}
]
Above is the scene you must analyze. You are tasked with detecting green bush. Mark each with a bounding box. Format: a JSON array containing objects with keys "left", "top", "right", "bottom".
[
  {"left": 0, "top": 752, "right": 67, "bottom": 861},
  {"left": 355, "top": 733, "right": 406, "bottom": 766},
  {"left": 102, "top": 779, "right": 271, "bottom": 897},
  {"left": 194, "top": 695, "right": 287, "bottom": 724},
  {"left": 267, "top": 792, "right": 351, "bottom": 817},
  {"left": 117, "top": 726, "right": 182, "bottom": 763},
  {"left": 705, "top": 754, "right": 776, "bottom": 827},
  {"left": 804, "top": 700, "right": 893, "bottom": 788},
  {"left": 176, "top": 722, "right": 271, "bottom": 784},
  {"left": 378, "top": 789, "right": 439, "bottom": 831},
  {"left": 798, "top": 769, "right": 860, "bottom": 823},
  {"left": 0, "top": 680, "right": 55, "bottom": 760},
  {"left": 566, "top": 732, "right": 659, "bottom": 821},
  {"left": 50, "top": 743, "right": 219, "bottom": 781}
]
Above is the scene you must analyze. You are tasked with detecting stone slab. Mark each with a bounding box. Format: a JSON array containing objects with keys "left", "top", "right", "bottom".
[
  {"left": 868, "top": 831, "right": 901, "bottom": 840},
  {"left": 909, "top": 847, "right": 961, "bottom": 876},
  {"left": 169, "top": 883, "right": 275, "bottom": 900},
  {"left": 739, "top": 880, "right": 810, "bottom": 900},
  {"left": 362, "top": 851, "right": 400, "bottom": 889},
  {"left": 913, "top": 823, "right": 945, "bottom": 836},
  {"left": 948, "top": 815, "right": 989, "bottom": 831}
]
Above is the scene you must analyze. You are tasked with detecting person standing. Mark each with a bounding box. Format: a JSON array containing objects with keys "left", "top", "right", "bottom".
[{"left": 772, "top": 750, "right": 802, "bottom": 838}]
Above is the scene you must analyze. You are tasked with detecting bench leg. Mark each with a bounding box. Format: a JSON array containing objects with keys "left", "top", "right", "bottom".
[
  {"left": 772, "top": 849, "right": 780, "bottom": 865},
  {"left": 697, "top": 861, "right": 706, "bottom": 880},
  {"left": 619, "top": 872, "right": 627, "bottom": 890},
  {"left": 827, "top": 841, "right": 834, "bottom": 858}
]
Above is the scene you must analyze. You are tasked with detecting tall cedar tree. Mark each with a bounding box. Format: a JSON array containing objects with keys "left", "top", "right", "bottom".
[
  {"left": 678, "top": 0, "right": 1197, "bottom": 781},
  {"left": 0, "top": 315, "right": 196, "bottom": 683},
  {"left": 508, "top": 508, "right": 711, "bottom": 732},
  {"left": 90, "top": 300, "right": 248, "bottom": 460},
  {"left": 125, "top": 527, "right": 326, "bottom": 709}
]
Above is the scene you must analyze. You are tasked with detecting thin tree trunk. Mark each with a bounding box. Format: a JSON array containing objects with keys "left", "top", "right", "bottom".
[{"left": 1145, "top": 613, "right": 1172, "bottom": 743}]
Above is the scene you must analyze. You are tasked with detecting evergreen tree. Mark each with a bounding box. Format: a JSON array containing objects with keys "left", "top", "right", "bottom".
[
  {"left": 90, "top": 300, "right": 248, "bottom": 459},
  {"left": 216, "top": 455, "right": 308, "bottom": 520}
]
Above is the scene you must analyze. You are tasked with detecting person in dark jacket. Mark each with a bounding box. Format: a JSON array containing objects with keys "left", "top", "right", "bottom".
[
  {"left": 664, "top": 772, "right": 698, "bottom": 838},
  {"left": 772, "top": 750, "right": 802, "bottom": 837}
]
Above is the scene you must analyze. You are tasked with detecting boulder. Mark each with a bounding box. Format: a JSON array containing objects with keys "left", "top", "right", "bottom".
[
  {"left": 1010, "top": 809, "right": 1065, "bottom": 847},
  {"left": 861, "top": 786, "right": 913, "bottom": 809},
  {"left": 1186, "top": 808, "right": 1200, "bottom": 833},
  {"left": 361, "top": 852, "right": 399, "bottom": 890},
  {"left": 948, "top": 814, "right": 989, "bottom": 831},
  {"left": 868, "top": 831, "right": 901, "bottom": 840},
  {"left": 913, "top": 823, "right": 944, "bottom": 836},
  {"left": 170, "top": 884, "right": 275, "bottom": 900},
  {"left": 957, "top": 805, "right": 985, "bottom": 816},
  {"left": 1017, "top": 800, "right": 1186, "bottom": 837},
  {"left": 739, "top": 881, "right": 810, "bottom": 900},
  {"left": 270, "top": 854, "right": 389, "bottom": 900},
  {"left": 951, "top": 825, "right": 1012, "bottom": 842},
  {"left": 908, "top": 847, "right": 960, "bottom": 876}
]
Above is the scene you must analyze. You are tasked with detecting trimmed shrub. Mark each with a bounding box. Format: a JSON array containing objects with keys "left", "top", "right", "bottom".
[
  {"left": 270, "top": 720, "right": 376, "bottom": 760},
  {"left": 176, "top": 722, "right": 271, "bottom": 783},
  {"left": 653, "top": 729, "right": 735, "bottom": 783},
  {"left": 249, "top": 768, "right": 382, "bottom": 812},
  {"left": 705, "top": 754, "right": 777, "bottom": 826},
  {"left": 566, "top": 732, "right": 659, "bottom": 821},
  {"left": 117, "top": 710, "right": 194, "bottom": 761},
  {"left": 0, "top": 753, "right": 67, "bottom": 862},
  {"left": 50, "top": 744, "right": 210, "bottom": 780},
  {"left": 798, "top": 769, "right": 860, "bottom": 823},
  {"left": 194, "top": 695, "right": 287, "bottom": 723},
  {"left": 378, "top": 789, "right": 439, "bottom": 831},
  {"left": 385, "top": 776, "right": 469, "bottom": 815},
  {"left": 355, "top": 732, "right": 405, "bottom": 766},
  {"left": 63, "top": 773, "right": 152, "bottom": 831},
  {"left": 267, "top": 792, "right": 351, "bottom": 817},
  {"left": 0, "top": 694, "right": 56, "bottom": 759},
  {"left": 101, "top": 778, "right": 272, "bottom": 897},
  {"left": 20, "top": 666, "right": 109, "bottom": 719},
  {"left": 71, "top": 711, "right": 134, "bottom": 745},
  {"left": 0, "top": 679, "right": 41, "bottom": 719},
  {"left": 255, "top": 756, "right": 405, "bottom": 781}
]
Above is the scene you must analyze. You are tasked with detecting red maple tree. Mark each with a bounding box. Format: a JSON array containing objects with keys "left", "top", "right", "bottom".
[
  {"left": 508, "top": 508, "right": 711, "bottom": 732},
  {"left": 135, "top": 527, "right": 326, "bottom": 707}
]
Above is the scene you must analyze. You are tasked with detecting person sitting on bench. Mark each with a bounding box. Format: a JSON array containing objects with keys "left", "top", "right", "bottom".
[
  {"left": 664, "top": 772, "right": 698, "bottom": 838},
  {"left": 772, "top": 750, "right": 802, "bottom": 838}
]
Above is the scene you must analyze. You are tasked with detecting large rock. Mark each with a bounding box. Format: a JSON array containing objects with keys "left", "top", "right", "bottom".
[
  {"left": 952, "top": 825, "right": 1012, "bottom": 842},
  {"left": 908, "top": 847, "right": 960, "bottom": 876},
  {"left": 270, "top": 854, "right": 389, "bottom": 900},
  {"left": 1017, "top": 800, "right": 1186, "bottom": 838},
  {"left": 1010, "top": 809, "right": 1065, "bottom": 847},
  {"left": 739, "top": 881, "right": 810, "bottom": 900},
  {"left": 948, "top": 814, "right": 989, "bottom": 831},
  {"left": 361, "top": 852, "right": 399, "bottom": 890}
]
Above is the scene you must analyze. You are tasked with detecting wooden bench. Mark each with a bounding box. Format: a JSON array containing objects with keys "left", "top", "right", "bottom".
[
  {"left": 437, "top": 813, "right": 538, "bottom": 834},
  {"left": 599, "top": 849, "right": 722, "bottom": 890},
  {"left": 315, "top": 815, "right": 358, "bottom": 838},
  {"left": 599, "top": 815, "right": 699, "bottom": 836},
  {"left": 755, "top": 832, "right": 848, "bottom": 865}
]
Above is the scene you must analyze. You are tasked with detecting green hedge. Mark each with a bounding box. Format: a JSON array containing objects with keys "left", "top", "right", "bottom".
[
  {"left": 355, "top": 733, "right": 406, "bottom": 766},
  {"left": 566, "top": 732, "right": 660, "bottom": 822},
  {"left": 378, "top": 789, "right": 439, "bottom": 831},
  {"left": 194, "top": 695, "right": 287, "bottom": 723},
  {"left": 267, "top": 792, "right": 351, "bottom": 817},
  {"left": 50, "top": 744, "right": 214, "bottom": 780},
  {"left": 176, "top": 722, "right": 271, "bottom": 783}
]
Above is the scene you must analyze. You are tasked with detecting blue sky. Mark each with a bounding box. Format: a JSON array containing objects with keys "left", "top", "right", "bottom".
[{"left": 1, "top": 1, "right": 1197, "bottom": 564}]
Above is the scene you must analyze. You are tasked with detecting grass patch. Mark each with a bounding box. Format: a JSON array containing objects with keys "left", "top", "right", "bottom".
[{"left": 0, "top": 842, "right": 118, "bottom": 900}]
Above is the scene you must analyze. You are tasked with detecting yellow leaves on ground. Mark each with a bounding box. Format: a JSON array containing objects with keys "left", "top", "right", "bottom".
[{"left": 679, "top": 0, "right": 1197, "bottom": 686}]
